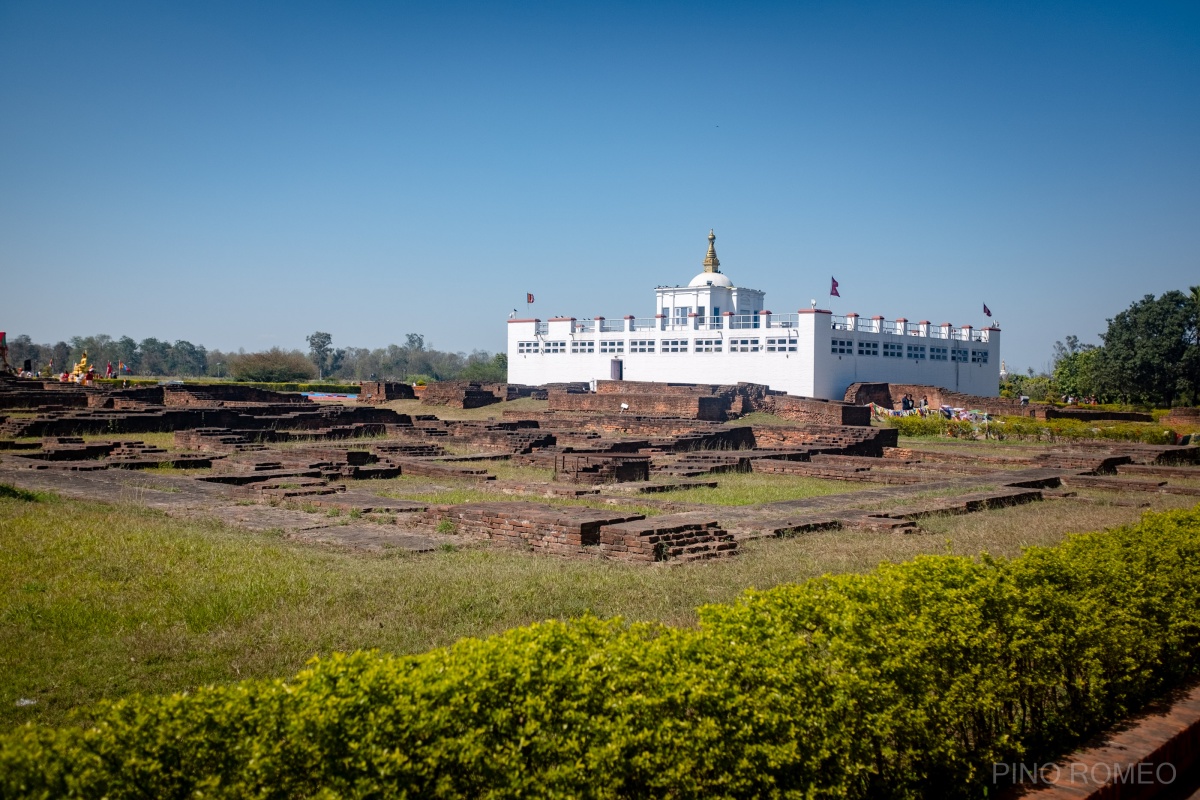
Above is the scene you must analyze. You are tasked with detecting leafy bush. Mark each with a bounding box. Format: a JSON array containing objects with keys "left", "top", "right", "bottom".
[
  {"left": 228, "top": 349, "right": 317, "bottom": 382},
  {"left": 3, "top": 507, "right": 1199, "bottom": 798},
  {"left": 992, "top": 416, "right": 1176, "bottom": 444},
  {"left": 885, "top": 415, "right": 975, "bottom": 438},
  {"left": 888, "top": 413, "right": 1177, "bottom": 444}
]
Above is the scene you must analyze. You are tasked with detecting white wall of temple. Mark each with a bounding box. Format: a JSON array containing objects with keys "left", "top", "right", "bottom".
[{"left": 506, "top": 311, "right": 1001, "bottom": 400}]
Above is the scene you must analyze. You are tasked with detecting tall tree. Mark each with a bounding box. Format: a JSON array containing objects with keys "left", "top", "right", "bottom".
[
  {"left": 1051, "top": 335, "right": 1098, "bottom": 399},
  {"left": 1093, "top": 289, "right": 1199, "bottom": 406},
  {"left": 306, "top": 331, "right": 333, "bottom": 378}
]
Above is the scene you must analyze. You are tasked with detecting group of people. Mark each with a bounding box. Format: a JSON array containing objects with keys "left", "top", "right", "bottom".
[{"left": 897, "top": 393, "right": 929, "bottom": 411}]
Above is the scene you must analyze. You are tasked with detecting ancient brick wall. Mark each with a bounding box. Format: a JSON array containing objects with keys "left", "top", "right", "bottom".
[
  {"left": 358, "top": 382, "right": 415, "bottom": 404},
  {"left": 553, "top": 453, "right": 651, "bottom": 484},
  {"left": 843, "top": 382, "right": 892, "bottom": 407},
  {"left": 1166, "top": 407, "right": 1199, "bottom": 424},
  {"left": 547, "top": 390, "right": 728, "bottom": 420},
  {"left": 1039, "top": 408, "right": 1154, "bottom": 422},
  {"left": 421, "top": 382, "right": 501, "bottom": 409},
  {"left": 749, "top": 424, "right": 898, "bottom": 455},
  {"left": 765, "top": 395, "right": 871, "bottom": 426},
  {"left": 415, "top": 503, "right": 645, "bottom": 555},
  {"left": 162, "top": 385, "right": 311, "bottom": 407},
  {"left": 844, "top": 382, "right": 1039, "bottom": 417}
]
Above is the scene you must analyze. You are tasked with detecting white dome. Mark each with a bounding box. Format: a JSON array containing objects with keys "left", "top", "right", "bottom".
[{"left": 688, "top": 271, "right": 733, "bottom": 288}]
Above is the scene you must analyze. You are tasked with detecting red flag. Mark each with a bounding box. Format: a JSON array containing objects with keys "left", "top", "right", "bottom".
[
  {"left": 526, "top": 293, "right": 535, "bottom": 304},
  {"left": 983, "top": 303, "right": 992, "bottom": 317},
  {"left": 830, "top": 277, "right": 840, "bottom": 298}
]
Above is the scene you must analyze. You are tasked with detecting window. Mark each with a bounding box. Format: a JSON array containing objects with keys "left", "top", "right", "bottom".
[
  {"left": 906, "top": 345, "right": 926, "bottom": 360},
  {"left": 673, "top": 307, "right": 691, "bottom": 323},
  {"left": 930, "top": 346, "right": 948, "bottom": 361},
  {"left": 571, "top": 340, "right": 594, "bottom": 354},
  {"left": 694, "top": 338, "right": 722, "bottom": 353},
  {"left": 858, "top": 341, "right": 879, "bottom": 357},
  {"left": 971, "top": 349, "right": 989, "bottom": 364},
  {"left": 831, "top": 338, "right": 854, "bottom": 355},
  {"left": 661, "top": 339, "right": 688, "bottom": 353},
  {"left": 883, "top": 342, "right": 903, "bottom": 358},
  {"left": 730, "top": 338, "right": 760, "bottom": 352},
  {"left": 766, "top": 337, "right": 796, "bottom": 352},
  {"left": 517, "top": 341, "right": 539, "bottom": 354},
  {"left": 543, "top": 341, "right": 566, "bottom": 354},
  {"left": 629, "top": 340, "right": 655, "bottom": 353},
  {"left": 600, "top": 340, "right": 624, "bottom": 354},
  {"left": 952, "top": 348, "right": 969, "bottom": 363}
]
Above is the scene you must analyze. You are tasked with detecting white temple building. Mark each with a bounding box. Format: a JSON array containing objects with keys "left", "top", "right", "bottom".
[{"left": 507, "top": 231, "right": 1000, "bottom": 400}]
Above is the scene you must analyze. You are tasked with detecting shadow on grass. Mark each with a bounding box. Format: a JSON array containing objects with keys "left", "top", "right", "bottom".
[{"left": 0, "top": 483, "right": 53, "bottom": 502}]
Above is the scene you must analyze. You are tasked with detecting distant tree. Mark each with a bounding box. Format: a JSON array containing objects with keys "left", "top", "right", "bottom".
[
  {"left": 115, "top": 336, "right": 139, "bottom": 372},
  {"left": 139, "top": 338, "right": 172, "bottom": 375},
  {"left": 7, "top": 335, "right": 41, "bottom": 370},
  {"left": 1022, "top": 374, "right": 1056, "bottom": 403},
  {"left": 1093, "top": 289, "right": 1199, "bottom": 406},
  {"left": 228, "top": 348, "right": 317, "bottom": 382},
  {"left": 51, "top": 342, "right": 70, "bottom": 372},
  {"left": 404, "top": 333, "right": 425, "bottom": 352},
  {"left": 1051, "top": 335, "right": 1098, "bottom": 399},
  {"left": 459, "top": 351, "right": 508, "bottom": 383},
  {"left": 169, "top": 340, "right": 208, "bottom": 376},
  {"left": 306, "top": 331, "right": 333, "bottom": 378}
]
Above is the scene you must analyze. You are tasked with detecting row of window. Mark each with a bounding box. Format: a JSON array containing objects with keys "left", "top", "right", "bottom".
[
  {"left": 517, "top": 337, "right": 799, "bottom": 354},
  {"left": 519, "top": 340, "right": 989, "bottom": 363},
  {"left": 835, "top": 340, "right": 987, "bottom": 363}
]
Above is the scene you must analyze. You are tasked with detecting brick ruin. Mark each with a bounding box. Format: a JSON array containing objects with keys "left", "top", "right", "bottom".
[
  {"left": 1, "top": 374, "right": 1197, "bottom": 565},
  {"left": 844, "top": 382, "right": 1157, "bottom": 423},
  {"left": 357, "top": 382, "right": 416, "bottom": 404}
]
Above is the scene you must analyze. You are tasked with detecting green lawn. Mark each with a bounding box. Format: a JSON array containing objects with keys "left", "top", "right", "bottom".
[{"left": 3, "top": 483, "right": 1195, "bottom": 732}]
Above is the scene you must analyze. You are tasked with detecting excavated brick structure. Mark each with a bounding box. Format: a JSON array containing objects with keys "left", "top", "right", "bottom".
[{"left": 358, "top": 382, "right": 416, "bottom": 404}]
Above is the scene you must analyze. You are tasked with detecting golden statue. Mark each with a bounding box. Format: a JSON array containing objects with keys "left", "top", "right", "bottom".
[{"left": 71, "top": 351, "right": 89, "bottom": 377}]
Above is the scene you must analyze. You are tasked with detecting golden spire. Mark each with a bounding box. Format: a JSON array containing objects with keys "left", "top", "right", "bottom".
[{"left": 702, "top": 229, "right": 720, "bottom": 273}]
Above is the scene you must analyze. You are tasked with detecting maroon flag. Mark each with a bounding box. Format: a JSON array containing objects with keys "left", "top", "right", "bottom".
[
  {"left": 830, "top": 277, "right": 840, "bottom": 298},
  {"left": 983, "top": 303, "right": 992, "bottom": 317},
  {"left": 526, "top": 293, "right": 535, "bottom": 304}
]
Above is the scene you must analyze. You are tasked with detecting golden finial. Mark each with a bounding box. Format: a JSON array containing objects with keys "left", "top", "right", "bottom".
[{"left": 703, "top": 229, "right": 720, "bottom": 272}]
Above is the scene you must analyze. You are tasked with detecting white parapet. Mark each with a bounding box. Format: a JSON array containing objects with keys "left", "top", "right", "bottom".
[{"left": 508, "top": 311, "right": 1001, "bottom": 400}]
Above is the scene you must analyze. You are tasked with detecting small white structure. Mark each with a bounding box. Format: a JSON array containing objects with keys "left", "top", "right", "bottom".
[{"left": 507, "top": 231, "right": 1000, "bottom": 400}]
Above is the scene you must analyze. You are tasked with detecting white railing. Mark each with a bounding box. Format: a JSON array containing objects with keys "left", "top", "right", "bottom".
[
  {"left": 535, "top": 322, "right": 549, "bottom": 336},
  {"left": 769, "top": 313, "right": 799, "bottom": 328},
  {"left": 830, "top": 315, "right": 850, "bottom": 330},
  {"left": 696, "top": 316, "right": 723, "bottom": 330},
  {"left": 599, "top": 319, "right": 625, "bottom": 332},
  {"left": 729, "top": 314, "right": 760, "bottom": 329},
  {"left": 574, "top": 320, "right": 595, "bottom": 333},
  {"left": 630, "top": 317, "right": 658, "bottom": 331},
  {"left": 880, "top": 320, "right": 901, "bottom": 335}
]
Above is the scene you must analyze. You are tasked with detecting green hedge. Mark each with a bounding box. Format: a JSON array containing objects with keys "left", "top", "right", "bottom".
[
  {"left": 887, "top": 413, "right": 1177, "bottom": 444},
  {"left": 236, "top": 382, "right": 360, "bottom": 394},
  {"left": 3, "top": 507, "right": 1199, "bottom": 798},
  {"left": 90, "top": 379, "right": 361, "bottom": 394}
]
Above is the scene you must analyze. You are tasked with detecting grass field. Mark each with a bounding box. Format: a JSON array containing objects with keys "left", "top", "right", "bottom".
[{"left": 3, "top": 482, "right": 1196, "bottom": 731}]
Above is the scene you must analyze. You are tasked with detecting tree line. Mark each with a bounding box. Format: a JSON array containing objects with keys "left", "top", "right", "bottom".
[
  {"left": 6, "top": 332, "right": 508, "bottom": 384},
  {"left": 1001, "top": 287, "right": 1199, "bottom": 407}
]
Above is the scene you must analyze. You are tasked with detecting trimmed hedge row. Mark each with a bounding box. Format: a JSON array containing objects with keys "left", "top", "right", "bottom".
[
  {"left": 887, "top": 413, "right": 1176, "bottom": 444},
  {"left": 3, "top": 507, "right": 1199, "bottom": 798},
  {"left": 90, "top": 379, "right": 362, "bottom": 394}
]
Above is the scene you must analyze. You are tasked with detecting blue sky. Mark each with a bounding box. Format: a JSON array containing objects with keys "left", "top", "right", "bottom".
[{"left": 2, "top": 0, "right": 1197, "bottom": 373}]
